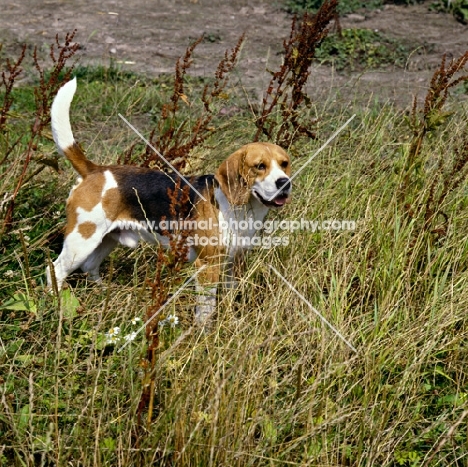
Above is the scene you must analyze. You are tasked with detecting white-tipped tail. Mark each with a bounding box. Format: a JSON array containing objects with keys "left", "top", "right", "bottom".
[{"left": 51, "top": 77, "right": 77, "bottom": 155}]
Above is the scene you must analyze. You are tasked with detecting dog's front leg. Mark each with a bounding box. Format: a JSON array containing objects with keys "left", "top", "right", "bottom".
[
  {"left": 194, "top": 258, "right": 220, "bottom": 325},
  {"left": 223, "top": 251, "right": 245, "bottom": 291}
]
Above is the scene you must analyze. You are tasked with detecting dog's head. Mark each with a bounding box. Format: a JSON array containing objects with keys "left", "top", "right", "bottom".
[{"left": 215, "top": 142, "right": 292, "bottom": 207}]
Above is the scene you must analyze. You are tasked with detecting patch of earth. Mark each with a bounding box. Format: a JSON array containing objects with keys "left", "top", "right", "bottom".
[{"left": 1, "top": 0, "right": 468, "bottom": 107}]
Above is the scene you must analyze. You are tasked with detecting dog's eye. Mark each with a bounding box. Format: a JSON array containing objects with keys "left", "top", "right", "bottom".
[
  {"left": 256, "top": 163, "right": 266, "bottom": 171},
  {"left": 280, "top": 160, "right": 289, "bottom": 169}
]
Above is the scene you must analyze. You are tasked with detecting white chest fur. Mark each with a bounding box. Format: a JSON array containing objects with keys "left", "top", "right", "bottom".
[{"left": 214, "top": 187, "right": 269, "bottom": 258}]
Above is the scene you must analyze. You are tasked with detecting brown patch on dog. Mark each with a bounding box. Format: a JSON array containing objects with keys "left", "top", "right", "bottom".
[
  {"left": 68, "top": 172, "right": 106, "bottom": 212},
  {"left": 78, "top": 221, "right": 97, "bottom": 239},
  {"left": 64, "top": 172, "right": 105, "bottom": 236},
  {"left": 192, "top": 195, "right": 226, "bottom": 285},
  {"left": 194, "top": 204, "right": 223, "bottom": 288},
  {"left": 102, "top": 186, "right": 133, "bottom": 221},
  {"left": 65, "top": 204, "right": 79, "bottom": 236},
  {"left": 102, "top": 187, "right": 121, "bottom": 218}
]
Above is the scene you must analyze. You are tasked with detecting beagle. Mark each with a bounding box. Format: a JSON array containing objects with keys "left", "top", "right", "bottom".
[{"left": 47, "top": 78, "right": 292, "bottom": 322}]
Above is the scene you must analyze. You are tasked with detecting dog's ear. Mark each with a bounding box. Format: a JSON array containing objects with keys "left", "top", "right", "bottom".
[{"left": 215, "top": 148, "right": 251, "bottom": 205}]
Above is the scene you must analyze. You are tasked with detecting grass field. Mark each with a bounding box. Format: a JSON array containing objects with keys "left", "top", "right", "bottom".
[{"left": 2, "top": 36, "right": 468, "bottom": 467}]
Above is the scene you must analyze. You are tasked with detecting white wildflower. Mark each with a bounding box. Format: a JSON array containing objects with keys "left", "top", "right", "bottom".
[
  {"left": 105, "top": 335, "right": 119, "bottom": 345},
  {"left": 166, "top": 314, "right": 179, "bottom": 328},
  {"left": 159, "top": 314, "right": 179, "bottom": 328},
  {"left": 124, "top": 332, "right": 137, "bottom": 342},
  {"left": 4, "top": 270, "right": 14, "bottom": 278},
  {"left": 131, "top": 317, "right": 142, "bottom": 325},
  {"left": 108, "top": 326, "right": 121, "bottom": 335},
  {"left": 104, "top": 326, "right": 121, "bottom": 345}
]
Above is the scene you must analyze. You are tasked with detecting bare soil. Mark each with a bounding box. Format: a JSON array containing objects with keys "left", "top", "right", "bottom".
[{"left": 1, "top": 0, "right": 468, "bottom": 107}]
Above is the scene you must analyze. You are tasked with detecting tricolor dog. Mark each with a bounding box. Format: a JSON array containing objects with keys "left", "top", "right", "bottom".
[{"left": 47, "top": 78, "right": 292, "bottom": 322}]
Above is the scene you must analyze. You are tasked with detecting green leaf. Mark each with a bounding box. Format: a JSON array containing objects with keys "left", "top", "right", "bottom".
[
  {"left": 262, "top": 416, "right": 278, "bottom": 444},
  {"left": 17, "top": 404, "right": 30, "bottom": 435},
  {"left": 101, "top": 437, "right": 116, "bottom": 451},
  {"left": 437, "top": 392, "right": 467, "bottom": 407},
  {"left": 60, "top": 289, "right": 80, "bottom": 319},
  {"left": 15, "top": 354, "right": 34, "bottom": 365},
  {"left": 1, "top": 293, "right": 37, "bottom": 313}
]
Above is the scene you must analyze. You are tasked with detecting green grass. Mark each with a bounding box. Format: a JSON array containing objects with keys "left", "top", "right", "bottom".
[
  {"left": 315, "top": 28, "right": 411, "bottom": 71},
  {"left": 283, "top": 0, "right": 427, "bottom": 14},
  {"left": 431, "top": 0, "right": 468, "bottom": 24},
  {"left": 1, "top": 65, "right": 468, "bottom": 466},
  {"left": 283, "top": 0, "right": 383, "bottom": 14}
]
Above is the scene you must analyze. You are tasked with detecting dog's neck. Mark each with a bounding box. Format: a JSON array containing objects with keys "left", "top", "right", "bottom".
[
  {"left": 214, "top": 187, "right": 269, "bottom": 257},
  {"left": 214, "top": 187, "right": 269, "bottom": 226}
]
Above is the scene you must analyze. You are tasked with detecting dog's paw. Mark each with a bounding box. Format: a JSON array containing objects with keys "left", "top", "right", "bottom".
[
  {"left": 195, "top": 286, "right": 217, "bottom": 326},
  {"left": 86, "top": 271, "right": 103, "bottom": 284},
  {"left": 195, "top": 303, "right": 216, "bottom": 325}
]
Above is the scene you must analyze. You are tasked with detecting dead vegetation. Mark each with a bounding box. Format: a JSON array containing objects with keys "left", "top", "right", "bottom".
[{"left": 0, "top": 31, "right": 79, "bottom": 236}]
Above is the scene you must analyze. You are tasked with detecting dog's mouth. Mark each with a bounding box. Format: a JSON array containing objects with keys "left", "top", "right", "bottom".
[{"left": 254, "top": 190, "right": 291, "bottom": 208}]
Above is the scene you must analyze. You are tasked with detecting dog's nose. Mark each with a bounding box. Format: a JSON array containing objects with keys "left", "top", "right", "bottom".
[{"left": 275, "top": 177, "right": 291, "bottom": 191}]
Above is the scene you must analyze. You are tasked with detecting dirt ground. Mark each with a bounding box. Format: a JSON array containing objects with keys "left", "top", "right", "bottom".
[{"left": 1, "top": 0, "right": 468, "bottom": 107}]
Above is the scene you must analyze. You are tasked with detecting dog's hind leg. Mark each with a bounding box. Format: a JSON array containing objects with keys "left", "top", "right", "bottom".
[{"left": 80, "top": 233, "right": 119, "bottom": 282}]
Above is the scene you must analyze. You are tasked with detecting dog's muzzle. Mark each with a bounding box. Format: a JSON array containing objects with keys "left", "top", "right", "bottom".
[{"left": 255, "top": 177, "right": 292, "bottom": 207}]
